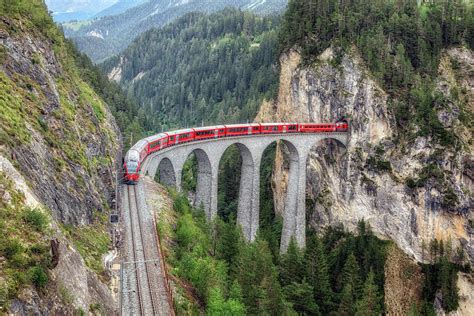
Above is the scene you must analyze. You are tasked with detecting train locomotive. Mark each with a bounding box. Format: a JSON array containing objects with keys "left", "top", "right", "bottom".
[{"left": 123, "top": 120, "right": 348, "bottom": 184}]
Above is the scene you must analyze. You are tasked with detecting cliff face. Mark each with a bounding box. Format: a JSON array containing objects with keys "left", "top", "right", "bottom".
[
  {"left": 0, "top": 17, "right": 120, "bottom": 225},
  {"left": 0, "top": 5, "right": 120, "bottom": 313},
  {"left": 256, "top": 48, "right": 473, "bottom": 265}
]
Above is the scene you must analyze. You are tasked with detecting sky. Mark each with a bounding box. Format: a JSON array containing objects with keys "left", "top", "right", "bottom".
[{"left": 45, "top": 0, "right": 119, "bottom": 14}]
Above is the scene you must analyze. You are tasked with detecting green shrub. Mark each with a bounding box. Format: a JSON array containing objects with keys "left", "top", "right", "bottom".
[
  {"left": 442, "top": 188, "right": 459, "bottom": 208},
  {"left": 0, "top": 45, "right": 7, "bottom": 64},
  {"left": 2, "top": 239, "right": 23, "bottom": 260},
  {"left": 406, "top": 178, "right": 418, "bottom": 189},
  {"left": 376, "top": 160, "right": 392, "bottom": 172},
  {"left": 37, "top": 117, "right": 48, "bottom": 131},
  {"left": 28, "top": 266, "right": 48, "bottom": 288},
  {"left": 366, "top": 156, "right": 392, "bottom": 173},
  {"left": 23, "top": 208, "right": 48, "bottom": 232}
]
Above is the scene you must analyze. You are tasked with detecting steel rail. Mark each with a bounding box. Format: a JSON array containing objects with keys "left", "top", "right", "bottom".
[
  {"left": 132, "top": 184, "right": 158, "bottom": 315},
  {"left": 127, "top": 185, "right": 145, "bottom": 315}
]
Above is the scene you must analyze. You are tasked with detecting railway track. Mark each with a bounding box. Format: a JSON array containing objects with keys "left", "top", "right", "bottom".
[{"left": 122, "top": 184, "right": 172, "bottom": 315}]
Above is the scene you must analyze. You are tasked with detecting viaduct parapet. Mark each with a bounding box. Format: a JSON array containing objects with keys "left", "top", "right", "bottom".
[{"left": 142, "top": 133, "right": 348, "bottom": 252}]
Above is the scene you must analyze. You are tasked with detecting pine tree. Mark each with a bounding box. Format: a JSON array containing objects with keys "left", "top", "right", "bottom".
[
  {"left": 283, "top": 280, "right": 321, "bottom": 315},
  {"left": 207, "top": 287, "right": 246, "bottom": 315},
  {"left": 438, "top": 257, "right": 459, "bottom": 312},
  {"left": 216, "top": 217, "right": 240, "bottom": 267},
  {"left": 339, "top": 252, "right": 362, "bottom": 300},
  {"left": 234, "top": 239, "right": 279, "bottom": 314},
  {"left": 259, "top": 267, "right": 286, "bottom": 315},
  {"left": 306, "top": 235, "right": 333, "bottom": 313},
  {"left": 233, "top": 242, "right": 259, "bottom": 313},
  {"left": 337, "top": 283, "right": 355, "bottom": 316},
  {"left": 355, "top": 270, "right": 382, "bottom": 316},
  {"left": 279, "top": 237, "right": 304, "bottom": 287},
  {"left": 229, "top": 280, "right": 244, "bottom": 302}
]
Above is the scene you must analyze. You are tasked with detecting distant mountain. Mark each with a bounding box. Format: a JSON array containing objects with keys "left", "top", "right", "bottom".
[
  {"left": 94, "top": 0, "right": 149, "bottom": 19},
  {"left": 45, "top": 0, "right": 118, "bottom": 22},
  {"left": 51, "top": 11, "right": 94, "bottom": 23},
  {"left": 64, "top": 0, "right": 288, "bottom": 62}
]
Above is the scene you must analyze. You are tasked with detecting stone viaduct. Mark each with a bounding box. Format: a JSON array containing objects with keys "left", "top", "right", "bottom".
[{"left": 142, "top": 133, "right": 348, "bottom": 252}]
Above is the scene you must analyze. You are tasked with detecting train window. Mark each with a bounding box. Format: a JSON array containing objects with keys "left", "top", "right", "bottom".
[
  {"left": 289, "top": 125, "right": 296, "bottom": 130},
  {"left": 273, "top": 126, "right": 278, "bottom": 131},
  {"left": 126, "top": 161, "right": 138, "bottom": 173},
  {"left": 150, "top": 141, "right": 161, "bottom": 149},
  {"left": 170, "top": 136, "right": 175, "bottom": 141},
  {"left": 253, "top": 127, "right": 259, "bottom": 130}
]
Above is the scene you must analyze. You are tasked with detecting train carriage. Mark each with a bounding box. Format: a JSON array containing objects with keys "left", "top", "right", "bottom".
[
  {"left": 260, "top": 123, "right": 298, "bottom": 134},
  {"left": 165, "top": 129, "right": 195, "bottom": 146},
  {"left": 225, "top": 123, "right": 260, "bottom": 137},
  {"left": 145, "top": 133, "right": 168, "bottom": 154},
  {"left": 298, "top": 123, "right": 336, "bottom": 133},
  {"left": 335, "top": 118, "right": 349, "bottom": 132},
  {"left": 193, "top": 125, "right": 226, "bottom": 141},
  {"left": 123, "top": 139, "right": 148, "bottom": 184}
]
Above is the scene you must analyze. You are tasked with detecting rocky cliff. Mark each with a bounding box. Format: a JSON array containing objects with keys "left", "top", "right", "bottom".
[
  {"left": 0, "top": 3, "right": 120, "bottom": 313},
  {"left": 256, "top": 47, "right": 473, "bottom": 312}
]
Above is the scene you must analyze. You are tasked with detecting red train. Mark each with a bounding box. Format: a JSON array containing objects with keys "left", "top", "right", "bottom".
[{"left": 123, "top": 120, "right": 349, "bottom": 184}]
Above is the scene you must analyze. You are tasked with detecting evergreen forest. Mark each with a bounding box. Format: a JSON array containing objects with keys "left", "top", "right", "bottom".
[
  {"left": 158, "top": 1, "right": 472, "bottom": 314},
  {"left": 101, "top": 9, "right": 281, "bottom": 130},
  {"left": 166, "top": 192, "right": 465, "bottom": 315},
  {"left": 280, "top": 0, "right": 473, "bottom": 147}
]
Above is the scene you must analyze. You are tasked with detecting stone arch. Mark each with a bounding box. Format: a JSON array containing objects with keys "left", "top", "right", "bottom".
[
  {"left": 312, "top": 136, "right": 348, "bottom": 150},
  {"left": 217, "top": 142, "right": 257, "bottom": 241},
  {"left": 157, "top": 157, "right": 176, "bottom": 187},
  {"left": 272, "top": 140, "right": 302, "bottom": 252},
  {"left": 257, "top": 139, "right": 302, "bottom": 252},
  {"left": 186, "top": 148, "right": 213, "bottom": 213}
]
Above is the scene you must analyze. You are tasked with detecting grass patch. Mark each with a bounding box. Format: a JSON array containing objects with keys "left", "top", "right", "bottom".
[
  {"left": 79, "top": 82, "right": 106, "bottom": 122},
  {"left": 0, "top": 72, "right": 32, "bottom": 145},
  {"left": 61, "top": 213, "right": 110, "bottom": 276},
  {"left": 23, "top": 208, "right": 48, "bottom": 232},
  {"left": 0, "top": 45, "right": 7, "bottom": 64},
  {"left": 0, "top": 172, "right": 52, "bottom": 310}
]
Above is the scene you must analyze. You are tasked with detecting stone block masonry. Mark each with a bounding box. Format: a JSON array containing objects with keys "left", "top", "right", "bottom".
[{"left": 143, "top": 133, "right": 348, "bottom": 252}]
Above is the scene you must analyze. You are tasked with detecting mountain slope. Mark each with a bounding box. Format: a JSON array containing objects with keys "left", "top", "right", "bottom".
[
  {"left": 256, "top": 0, "right": 472, "bottom": 313},
  {"left": 0, "top": 1, "right": 124, "bottom": 312},
  {"left": 101, "top": 9, "right": 280, "bottom": 129},
  {"left": 93, "top": 0, "right": 149, "bottom": 19},
  {"left": 45, "top": 0, "right": 117, "bottom": 22},
  {"left": 65, "top": 0, "right": 287, "bottom": 62}
]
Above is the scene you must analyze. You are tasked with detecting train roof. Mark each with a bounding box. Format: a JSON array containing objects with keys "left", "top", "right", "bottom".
[
  {"left": 224, "top": 123, "right": 260, "bottom": 128},
  {"left": 193, "top": 125, "right": 226, "bottom": 131},
  {"left": 259, "top": 122, "right": 297, "bottom": 126},
  {"left": 131, "top": 139, "right": 148, "bottom": 152},
  {"left": 145, "top": 133, "right": 167, "bottom": 143},
  {"left": 165, "top": 128, "right": 194, "bottom": 136},
  {"left": 125, "top": 149, "right": 140, "bottom": 161}
]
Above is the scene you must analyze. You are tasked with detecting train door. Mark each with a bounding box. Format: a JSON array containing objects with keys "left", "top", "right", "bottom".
[
  {"left": 214, "top": 129, "right": 218, "bottom": 138},
  {"left": 248, "top": 126, "right": 252, "bottom": 135},
  {"left": 283, "top": 125, "right": 287, "bottom": 133}
]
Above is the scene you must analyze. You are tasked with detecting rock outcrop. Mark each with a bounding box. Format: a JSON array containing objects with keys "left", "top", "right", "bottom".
[
  {"left": 256, "top": 47, "right": 473, "bottom": 266},
  {"left": 0, "top": 7, "right": 120, "bottom": 313},
  {"left": 0, "top": 18, "right": 121, "bottom": 224}
]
